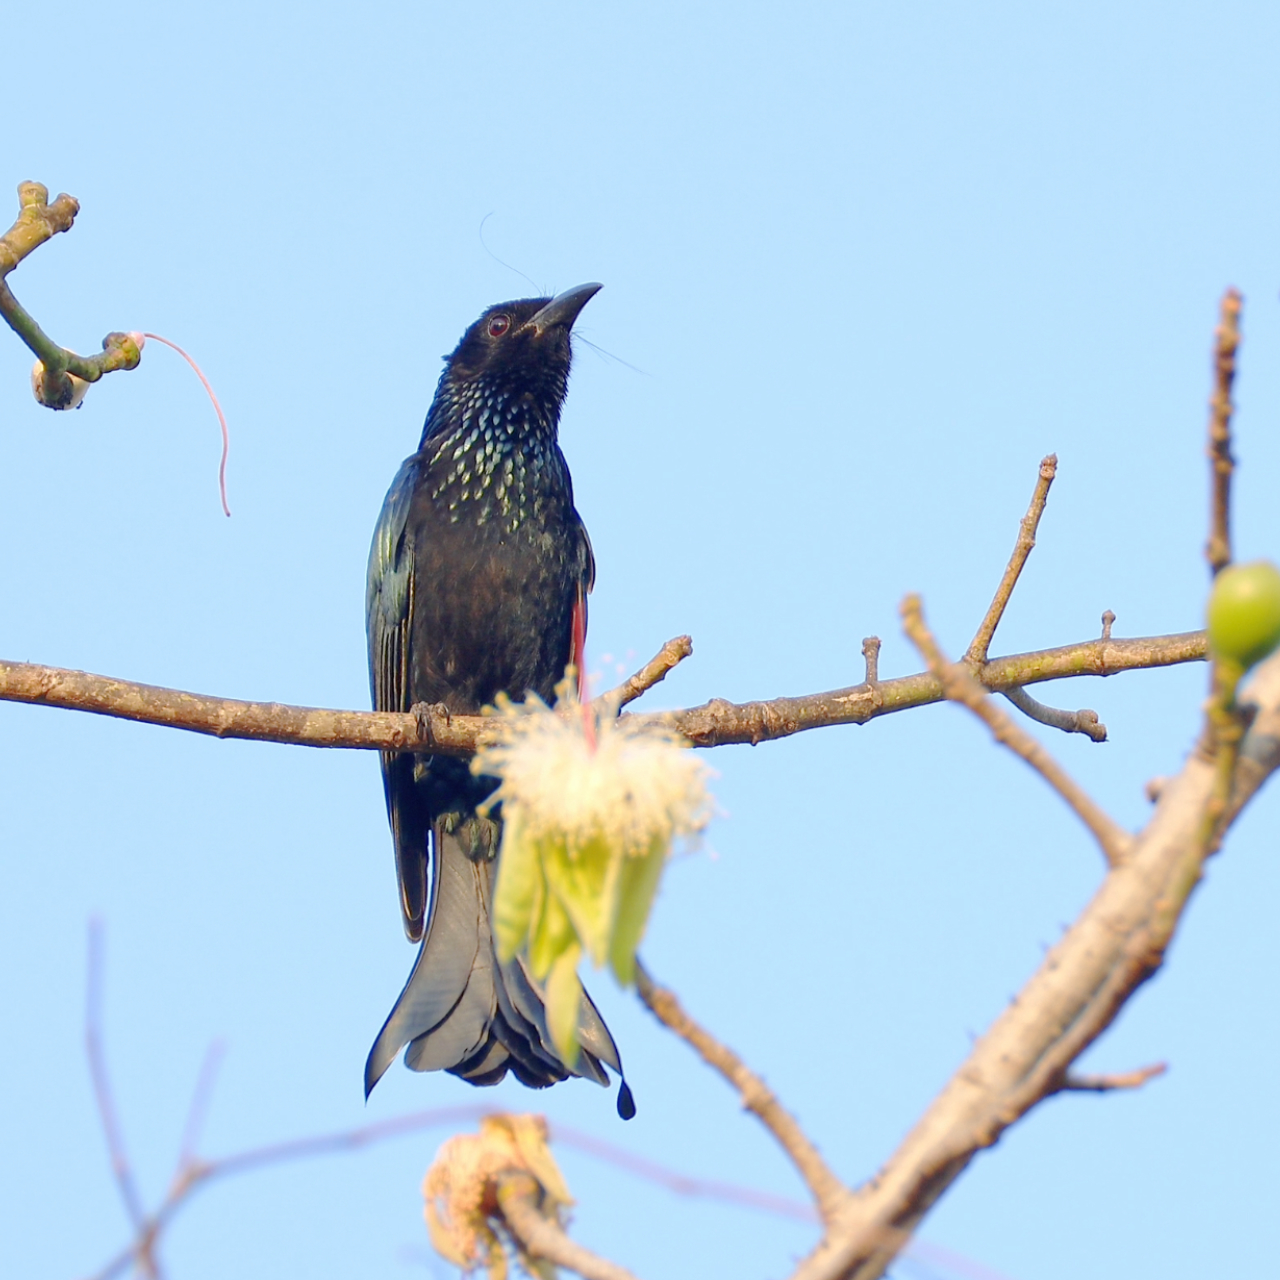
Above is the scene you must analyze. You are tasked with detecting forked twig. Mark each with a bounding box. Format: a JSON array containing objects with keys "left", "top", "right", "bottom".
[
  {"left": 0, "top": 183, "right": 142, "bottom": 408},
  {"left": 634, "top": 960, "right": 851, "bottom": 1226},
  {"left": 966, "top": 455, "right": 1058, "bottom": 663},
  {"left": 903, "top": 596, "right": 1131, "bottom": 865}
]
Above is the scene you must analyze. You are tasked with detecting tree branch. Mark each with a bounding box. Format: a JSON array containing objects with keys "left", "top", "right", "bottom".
[
  {"left": 0, "top": 181, "right": 78, "bottom": 273},
  {"left": 497, "top": 1171, "right": 644, "bottom": 1280},
  {"left": 84, "top": 922, "right": 152, "bottom": 1266},
  {"left": 783, "top": 642, "right": 1280, "bottom": 1280},
  {"left": 1205, "top": 288, "right": 1241, "bottom": 576},
  {"left": 1000, "top": 686, "right": 1106, "bottom": 742},
  {"left": 967, "top": 454, "right": 1057, "bottom": 662},
  {"left": 635, "top": 961, "right": 851, "bottom": 1226},
  {"left": 903, "top": 596, "right": 1131, "bottom": 865},
  {"left": 0, "top": 629, "right": 1207, "bottom": 756},
  {"left": 599, "top": 635, "right": 693, "bottom": 710},
  {"left": 1060, "top": 1063, "right": 1166, "bottom": 1093},
  {"left": 861, "top": 637, "right": 881, "bottom": 685}
]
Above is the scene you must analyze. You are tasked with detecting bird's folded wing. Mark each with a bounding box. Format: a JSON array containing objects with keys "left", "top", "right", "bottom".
[{"left": 366, "top": 454, "right": 429, "bottom": 939}]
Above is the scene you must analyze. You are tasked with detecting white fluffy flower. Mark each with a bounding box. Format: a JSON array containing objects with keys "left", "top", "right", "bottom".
[{"left": 474, "top": 685, "right": 712, "bottom": 1062}]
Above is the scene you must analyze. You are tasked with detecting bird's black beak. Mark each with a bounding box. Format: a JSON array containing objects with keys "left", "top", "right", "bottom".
[{"left": 525, "top": 283, "right": 602, "bottom": 336}]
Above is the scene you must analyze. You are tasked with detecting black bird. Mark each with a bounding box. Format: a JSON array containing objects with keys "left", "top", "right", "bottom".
[{"left": 365, "top": 284, "right": 633, "bottom": 1118}]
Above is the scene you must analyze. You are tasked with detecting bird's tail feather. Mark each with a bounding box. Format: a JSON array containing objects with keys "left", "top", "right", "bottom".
[{"left": 365, "top": 825, "right": 629, "bottom": 1110}]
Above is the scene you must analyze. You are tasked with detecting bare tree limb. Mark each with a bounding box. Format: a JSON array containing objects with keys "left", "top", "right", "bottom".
[
  {"left": 0, "top": 629, "right": 1208, "bottom": 757},
  {"left": 1205, "top": 288, "right": 1241, "bottom": 576},
  {"left": 902, "top": 596, "right": 1131, "bottom": 865},
  {"left": 497, "top": 1171, "right": 644, "bottom": 1280},
  {"left": 966, "top": 454, "right": 1057, "bottom": 663},
  {"left": 635, "top": 961, "right": 851, "bottom": 1226},
  {"left": 1000, "top": 686, "right": 1106, "bottom": 742},
  {"left": 783, "top": 643, "right": 1280, "bottom": 1280}
]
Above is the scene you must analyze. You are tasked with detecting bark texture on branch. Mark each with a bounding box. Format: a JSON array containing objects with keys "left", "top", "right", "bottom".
[{"left": 0, "top": 630, "right": 1208, "bottom": 755}]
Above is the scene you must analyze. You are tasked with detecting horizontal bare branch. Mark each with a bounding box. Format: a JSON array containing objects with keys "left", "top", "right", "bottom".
[{"left": 0, "top": 630, "right": 1207, "bottom": 755}]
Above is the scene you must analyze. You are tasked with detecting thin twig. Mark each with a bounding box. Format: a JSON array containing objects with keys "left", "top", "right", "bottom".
[
  {"left": 903, "top": 595, "right": 1131, "bottom": 865},
  {"left": 85, "top": 923, "right": 148, "bottom": 1235},
  {"left": 599, "top": 635, "right": 693, "bottom": 711},
  {"left": 551, "top": 1122, "right": 818, "bottom": 1223},
  {"left": 1001, "top": 686, "right": 1106, "bottom": 742},
  {"left": 0, "top": 630, "right": 1208, "bottom": 756},
  {"left": 1205, "top": 289, "right": 1241, "bottom": 576},
  {"left": 862, "top": 636, "right": 881, "bottom": 684},
  {"left": 1060, "top": 1063, "right": 1167, "bottom": 1093},
  {"left": 175, "top": 1041, "right": 225, "bottom": 1171},
  {"left": 634, "top": 960, "right": 851, "bottom": 1225},
  {"left": 966, "top": 455, "right": 1058, "bottom": 663},
  {"left": 85, "top": 1105, "right": 495, "bottom": 1280},
  {"left": 497, "top": 1172, "right": 643, "bottom": 1280}
]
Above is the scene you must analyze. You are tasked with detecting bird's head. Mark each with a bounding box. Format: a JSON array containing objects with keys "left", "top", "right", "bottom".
[{"left": 426, "top": 284, "right": 602, "bottom": 439}]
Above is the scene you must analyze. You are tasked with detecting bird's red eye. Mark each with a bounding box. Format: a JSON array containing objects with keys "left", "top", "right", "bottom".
[{"left": 487, "top": 314, "right": 511, "bottom": 337}]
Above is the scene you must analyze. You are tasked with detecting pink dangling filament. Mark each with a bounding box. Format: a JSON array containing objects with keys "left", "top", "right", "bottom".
[{"left": 141, "top": 333, "right": 231, "bottom": 517}]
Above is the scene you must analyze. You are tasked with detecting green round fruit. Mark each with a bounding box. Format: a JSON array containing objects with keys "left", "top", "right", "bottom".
[{"left": 1207, "top": 559, "right": 1280, "bottom": 669}]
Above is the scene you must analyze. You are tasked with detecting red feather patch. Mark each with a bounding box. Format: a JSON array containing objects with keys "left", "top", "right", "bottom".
[{"left": 571, "top": 585, "right": 588, "bottom": 702}]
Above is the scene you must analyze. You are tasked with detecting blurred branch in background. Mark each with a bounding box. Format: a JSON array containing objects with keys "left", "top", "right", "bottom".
[
  {"left": 83, "top": 921, "right": 1012, "bottom": 1280},
  {"left": 76, "top": 925, "right": 788, "bottom": 1278}
]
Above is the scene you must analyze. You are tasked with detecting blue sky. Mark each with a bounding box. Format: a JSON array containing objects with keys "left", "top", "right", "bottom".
[{"left": 2, "top": 3, "right": 1279, "bottom": 1277}]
